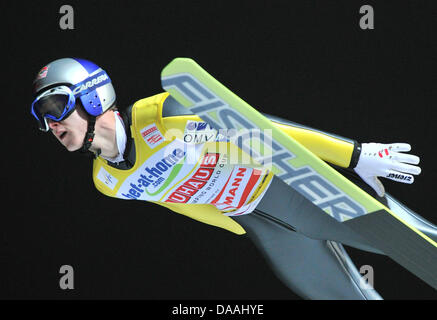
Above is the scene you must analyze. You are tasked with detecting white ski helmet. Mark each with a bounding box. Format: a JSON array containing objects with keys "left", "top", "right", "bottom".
[{"left": 31, "top": 57, "right": 116, "bottom": 132}]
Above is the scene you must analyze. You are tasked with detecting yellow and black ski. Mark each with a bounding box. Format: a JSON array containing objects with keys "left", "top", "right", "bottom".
[{"left": 161, "top": 58, "right": 437, "bottom": 289}]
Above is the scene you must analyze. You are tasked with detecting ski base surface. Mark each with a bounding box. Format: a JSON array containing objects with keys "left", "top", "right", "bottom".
[{"left": 161, "top": 57, "right": 437, "bottom": 290}]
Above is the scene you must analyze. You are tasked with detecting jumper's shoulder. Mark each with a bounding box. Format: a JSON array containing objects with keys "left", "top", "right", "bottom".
[{"left": 132, "top": 92, "right": 170, "bottom": 109}]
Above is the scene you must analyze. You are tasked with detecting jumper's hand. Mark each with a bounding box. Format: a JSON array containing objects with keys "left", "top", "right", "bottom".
[{"left": 354, "top": 143, "right": 421, "bottom": 197}]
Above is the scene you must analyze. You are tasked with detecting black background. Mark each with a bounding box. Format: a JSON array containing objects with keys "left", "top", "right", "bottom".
[{"left": 1, "top": 0, "right": 436, "bottom": 300}]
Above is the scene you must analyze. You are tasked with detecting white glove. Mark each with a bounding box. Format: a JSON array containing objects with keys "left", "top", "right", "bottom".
[{"left": 354, "top": 143, "right": 421, "bottom": 197}]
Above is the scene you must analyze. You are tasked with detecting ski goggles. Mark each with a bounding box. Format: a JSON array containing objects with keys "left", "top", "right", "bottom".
[{"left": 30, "top": 85, "right": 77, "bottom": 132}]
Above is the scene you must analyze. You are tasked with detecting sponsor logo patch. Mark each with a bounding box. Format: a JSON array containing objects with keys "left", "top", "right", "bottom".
[
  {"left": 166, "top": 153, "right": 220, "bottom": 203},
  {"left": 121, "top": 147, "right": 186, "bottom": 200},
  {"left": 140, "top": 123, "right": 165, "bottom": 149},
  {"left": 72, "top": 72, "right": 109, "bottom": 95},
  {"left": 387, "top": 173, "right": 411, "bottom": 181},
  {"left": 36, "top": 66, "right": 49, "bottom": 79},
  {"left": 184, "top": 120, "right": 226, "bottom": 143},
  {"left": 97, "top": 167, "right": 118, "bottom": 190}
]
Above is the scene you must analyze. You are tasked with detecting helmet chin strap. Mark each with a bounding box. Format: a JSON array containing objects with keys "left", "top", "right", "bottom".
[{"left": 79, "top": 115, "right": 101, "bottom": 158}]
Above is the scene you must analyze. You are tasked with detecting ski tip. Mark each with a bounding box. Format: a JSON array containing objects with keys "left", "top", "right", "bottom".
[
  {"left": 168, "top": 57, "right": 196, "bottom": 65},
  {"left": 161, "top": 57, "right": 202, "bottom": 79},
  {"left": 161, "top": 57, "right": 192, "bottom": 75}
]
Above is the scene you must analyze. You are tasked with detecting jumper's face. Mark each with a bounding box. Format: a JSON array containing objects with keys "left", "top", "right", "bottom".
[{"left": 47, "top": 106, "right": 88, "bottom": 151}]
